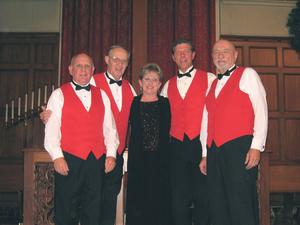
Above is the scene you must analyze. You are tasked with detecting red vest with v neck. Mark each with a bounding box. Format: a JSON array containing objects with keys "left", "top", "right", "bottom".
[
  {"left": 60, "top": 83, "right": 105, "bottom": 159},
  {"left": 168, "top": 69, "right": 208, "bottom": 141},
  {"left": 206, "top": 67, "right": 254, "bottom": 147},
  {"left": 94, "top": 73, "right": 134, "bottom": 154}
]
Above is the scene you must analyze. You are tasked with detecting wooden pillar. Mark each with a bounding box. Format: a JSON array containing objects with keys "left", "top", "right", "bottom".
[{"left": 259, "top": 151, "right": 270, "bottom": 225}]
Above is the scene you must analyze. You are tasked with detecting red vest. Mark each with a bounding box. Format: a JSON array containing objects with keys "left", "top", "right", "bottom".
[
  {"left": 93, "top": 73, "right": 134, "bottom": 154},
  {"left": 168, "top": 69, "right": 208, "bottom": 141},
  {"left": 61, "top": 83, "right": 105, "bottom": 159},
  {"left": 206, "top": 67, "right": 254, "bottom": 147}
]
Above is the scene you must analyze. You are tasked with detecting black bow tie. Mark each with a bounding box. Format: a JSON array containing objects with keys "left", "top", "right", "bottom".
[
  {"left": 178, "top": 67, "right": 194, "bottom": 78},
  {"left": 217, "top": 66, "right": 236, "bottom": 80},
  {"left": 105, "top": 72, "right": 122, "bottom": 86},
  {"left": 71, "top": 80, "right": 91, "bottom": 91}
]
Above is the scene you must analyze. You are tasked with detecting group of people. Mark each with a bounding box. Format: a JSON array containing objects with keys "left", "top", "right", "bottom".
[{"left": 43, "top": 38, "right": 268, "bottom": 225}]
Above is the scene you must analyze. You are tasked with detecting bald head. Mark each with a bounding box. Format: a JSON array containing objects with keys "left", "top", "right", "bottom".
[
  {"left": 212, "top": 39, "right": 238, "bottom": 74},
  {"left": 68, "top": 53, "right": 95, "bottom": 86}
]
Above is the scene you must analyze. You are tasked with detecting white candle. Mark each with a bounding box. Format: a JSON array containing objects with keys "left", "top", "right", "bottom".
[
  {"left": 11, "top": 100, "right": 14, "bottom": 119},
  {"left": 31, "top": 91, "right": 34, "bottom": 110},
  {"left": 52, "top": 84, "right": 55, "bottom": 92},
  {"left": 44, "top": 85, "right": 47, "bottom": 104},
  {"left": 5, "top": 104, "right": 8, "bottom": 123},
  {"left": 18, "top": 97, "right": 21, "bottom": 117},
  {"left": 38, "top": 88, "right": 41, "bottom": 107},
  {"left": 25, "top": 93, "right": 28, "bottom": 113}
]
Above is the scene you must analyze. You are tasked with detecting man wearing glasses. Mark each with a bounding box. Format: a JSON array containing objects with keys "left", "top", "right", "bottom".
[{"left": 92, "top": 45, "right": 135, "bottom": 225}]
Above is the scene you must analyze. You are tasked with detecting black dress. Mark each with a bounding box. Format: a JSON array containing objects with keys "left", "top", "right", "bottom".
[{"left": 126, "top": 95, "right": 172, "bottom": 225}]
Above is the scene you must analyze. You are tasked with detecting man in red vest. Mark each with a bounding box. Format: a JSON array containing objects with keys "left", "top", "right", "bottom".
[
  {"left": 200, "top": 39, "right": 268, "bottom": 225},
  {"left": 161, "top": 38, "right": 215, "bottom": 225},
  {"left": 44, "top": 53, "right": 119, "bottom": 225},
  {"left": 91, "top": 45, "right": 135, "bottom": 225}
]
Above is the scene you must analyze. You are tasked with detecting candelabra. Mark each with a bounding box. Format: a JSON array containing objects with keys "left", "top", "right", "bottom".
[{"left": 4, "top": 84, "right": 55, "bottom": 128}]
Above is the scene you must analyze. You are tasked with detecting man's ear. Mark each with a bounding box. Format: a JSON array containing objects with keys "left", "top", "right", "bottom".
[
  {"left": 234, "top": 50, "right": 238, "bottom": 61},
  {"left": 171, "top": 54, "right": 176, "bottom": 62},
  {"left": 68, "top": 65, "right": 73, "bottom": 77},
  {"left": 192, "top": 51, "right": 196, "bottom": 60},
  {"left": 104, "top": 56, "right": 109, "bottom": 65}
]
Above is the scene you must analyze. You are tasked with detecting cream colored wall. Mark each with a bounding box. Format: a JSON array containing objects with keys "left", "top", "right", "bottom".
[
  {"left": 0, "top": 0, "right": 61, "bottom": 32},
  {"left": 219, "top": 0, "right": 297, "bottom": 37}
]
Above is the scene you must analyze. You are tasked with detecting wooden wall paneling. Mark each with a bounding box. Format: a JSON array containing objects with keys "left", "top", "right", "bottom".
[
  {"left": 284, "top": 74, "right": 300, "bottom": 111},
  {"left": 235, "top": 46, "right": 244, "bottom": 66},
  {"left": 285, "top": 119, "right": 300, "bottom": 161},
  {"left": 270, "top": 164, "right": 300, "bottom": 193},
  {"left": 0, "top": 70, "right": 29, "bottom": 107},
  {"left": 260, "top": 73, "right": 279, "bottom": 111},
  {"left": 249, "top": 47, "right": 277, "bottom": 67},
  {"left": 0, "top": 33, "right": 59, "bottom": 104},
  {"left": 0, "top": 162, "right": 23, "bottom": 192},
  {"left": 283, "top": 48, "right": 300, "bottom": 67},
  {"left": 266, "top": 119, "right": 280, "bottom": 161}
]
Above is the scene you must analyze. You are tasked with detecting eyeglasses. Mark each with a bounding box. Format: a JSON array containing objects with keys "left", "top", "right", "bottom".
[{"left": 109, "top": 56, "right": 128, "bottom": 65}]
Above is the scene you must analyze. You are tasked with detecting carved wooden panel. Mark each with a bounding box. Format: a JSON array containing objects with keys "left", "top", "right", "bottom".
[{"left": 34, "top": 162, "right": 54, "bottom": 225}]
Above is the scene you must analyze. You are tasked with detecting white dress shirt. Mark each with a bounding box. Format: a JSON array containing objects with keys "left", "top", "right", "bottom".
[
  {"left": 44, "top": 82, "right": 119, "bottom": 160},
  {"left": 90, "top": 72, "right": 136, "bottom": 111},
  {"left": 200, "top": 66, "right": 268, "bottom": 157}
]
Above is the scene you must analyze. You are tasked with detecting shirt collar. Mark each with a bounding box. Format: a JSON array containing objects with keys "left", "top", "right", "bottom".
[{"left": 178, "top": 65, "right": 194, "bottom": 75}]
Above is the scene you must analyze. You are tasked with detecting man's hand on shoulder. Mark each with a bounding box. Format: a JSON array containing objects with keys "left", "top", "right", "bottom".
[{"left": 40, "top": 105, "right": 52, "bottom": 124}]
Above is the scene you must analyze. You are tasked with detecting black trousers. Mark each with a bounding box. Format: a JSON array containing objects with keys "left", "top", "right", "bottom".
[
  {"left": 207, "top": 135, "right": 259, "bottom": 225},
  {"left": 170, "top": 135, "right": 209, "bottom": 225},
  {"left": 100, "top": 153, "right": 124, "bottom": 225},
  {"left": 54, "top": 152, "right": 105, "bottom": 225}
]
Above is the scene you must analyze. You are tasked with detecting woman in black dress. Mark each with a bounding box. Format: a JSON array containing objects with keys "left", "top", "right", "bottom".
[{"left": 126, "top": 63, "right": 172, "bottom": 225}]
